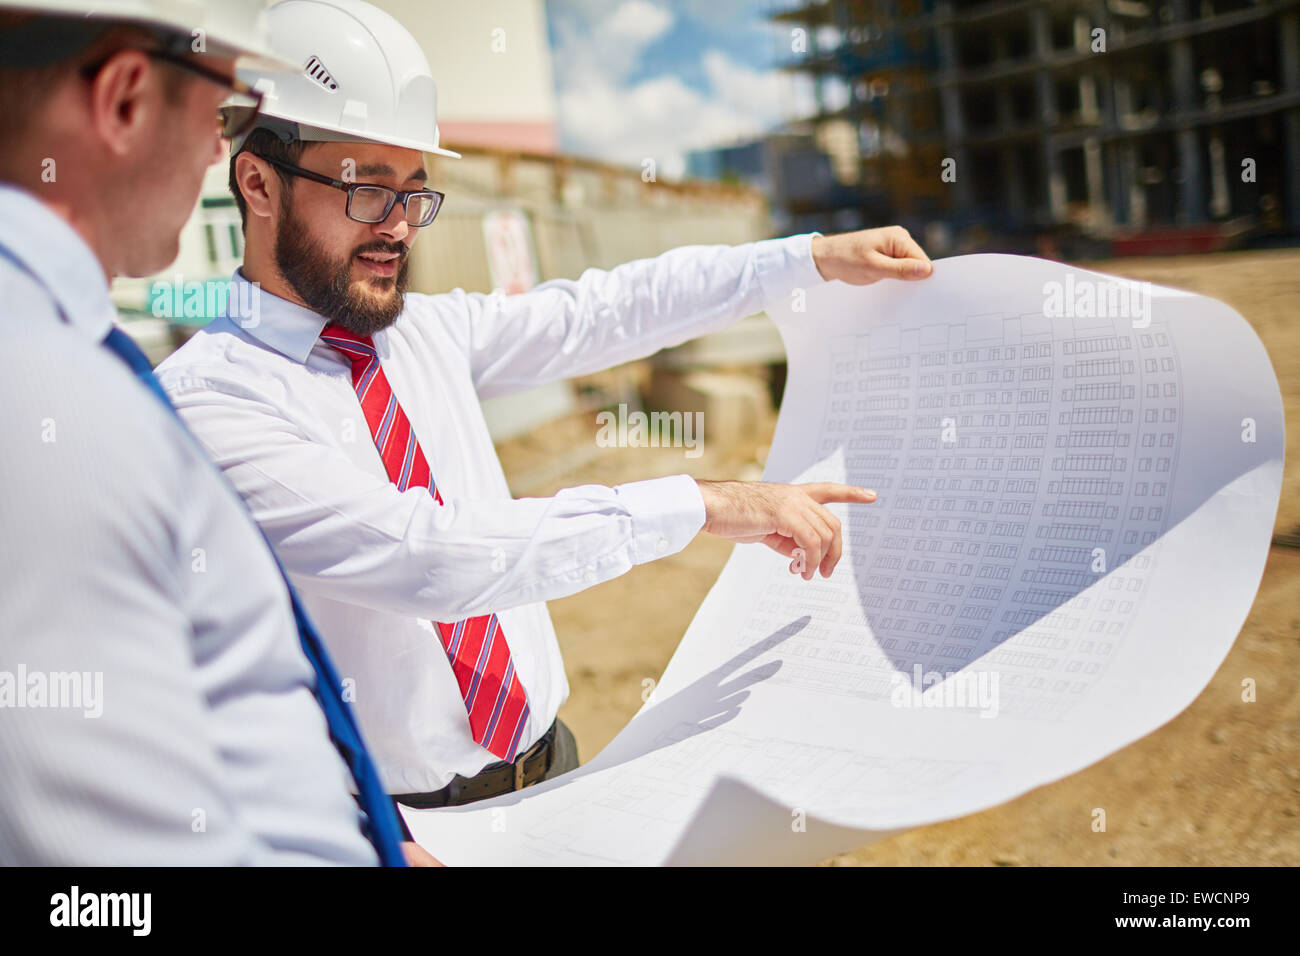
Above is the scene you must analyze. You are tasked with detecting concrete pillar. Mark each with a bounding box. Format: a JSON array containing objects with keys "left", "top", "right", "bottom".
[
  {"left": 1113, "top": 77, "right": 1133, "bottom": 126},
  {"left": 1082, "top": 73, "right": 1105, "bottom": 225},
  {"left": 1101, "top": 34, "right": 1127, "bottom": 227},
  {"left": 1000, "top": 148, "right": 1029, "bottom": 224},
  {"left": 1108, "top": 143, "right": 1128, "bottom": 227},
  {"left": 1032, "top": 6, "right": 1066, "bottom": 221},
  {"left": 1173, "top": 128, "right": 1205, "bottom": 224},
  {"left": 1168, "top": 0, "right": 1206, "bottom": 224},
  {"left": 1207, "top": 133, "right": 1229, "bottom": 218},
  {"left": 935, "top": 2, "right": 972, "bottom": 210},
  {"left": 1125, "top": 144, "right": 1147, "bottom": 227},
  {"left": 1084, "top": 138, "right": 1106, "bottom": 226},
  {"left": 993, "top": 83, "right": 1024, "bottom": 223},
  {"left": 1280, "top": 11, "right": 1300, "bottom": 233},
  {"left": 995, "top": 85, "right": 1027, "bottom": 222}
]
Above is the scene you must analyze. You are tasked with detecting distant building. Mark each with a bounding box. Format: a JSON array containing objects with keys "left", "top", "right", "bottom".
[
  {"left": 770, "top": 0, "right": 1300, "bottom": 250},
  {"left": 689, "top": 130, "right": 889, "bottom": 236},
  {"left": 374, "top": 0, "right": 559, "bottom": 154}
]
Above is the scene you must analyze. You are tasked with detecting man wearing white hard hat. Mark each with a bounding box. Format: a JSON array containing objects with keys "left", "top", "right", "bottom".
[
  {"left": 158, "top": 0, "right": 930, "bottom": 818},
  {"left": 0, "top": 0, "right": 417, "bottom": 865}
]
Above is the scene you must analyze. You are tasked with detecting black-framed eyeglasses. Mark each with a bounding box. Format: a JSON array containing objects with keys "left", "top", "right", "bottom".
[
  {"left": 258, "top": 156, "right": 446, "bottom": 228},
  {"left": 80, "top": 47, "right": 264, "bottom": 141}
]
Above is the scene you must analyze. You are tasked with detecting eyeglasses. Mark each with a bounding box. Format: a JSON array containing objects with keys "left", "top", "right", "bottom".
[
  {"left": 258, "top": 156, "right": 446, "bottom": 228},
  {"left": 80, "top": 47, "right": 264, "bottom": 141}
]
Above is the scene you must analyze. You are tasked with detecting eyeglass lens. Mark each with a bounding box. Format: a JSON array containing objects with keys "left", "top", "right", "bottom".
[{"left": 349, "top": 186, "right": 440, "bottom": 226}]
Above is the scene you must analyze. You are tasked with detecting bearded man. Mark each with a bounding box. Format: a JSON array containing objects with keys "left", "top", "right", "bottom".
[{"left": 157, "top": 0, "right": 930, "bottom": 837}]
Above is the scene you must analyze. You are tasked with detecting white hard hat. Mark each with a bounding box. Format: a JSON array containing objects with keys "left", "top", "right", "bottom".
[
  {"left": 230, "top": 0, "right": 461, "bottom": 159},
  {"left": 0, "top": 0, "right": 295, "bottom": 72}
]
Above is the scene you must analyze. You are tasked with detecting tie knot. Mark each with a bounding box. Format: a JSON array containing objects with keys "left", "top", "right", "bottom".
[{"left": 320, "top": 324, "right": 377, "bottom": 368}]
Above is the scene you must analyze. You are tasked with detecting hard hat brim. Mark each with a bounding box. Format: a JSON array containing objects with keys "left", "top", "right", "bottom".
[{"left": 253, "top": 107, "right": 462, "bottom": 159}]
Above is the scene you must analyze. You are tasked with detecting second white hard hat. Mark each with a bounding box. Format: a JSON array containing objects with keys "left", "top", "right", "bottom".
[{"left": 230, "top": 0, "right": 461, "bottom": 159}]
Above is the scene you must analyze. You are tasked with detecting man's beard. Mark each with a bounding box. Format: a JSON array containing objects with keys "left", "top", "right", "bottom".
[{"left": 273, "top": 198, "right": 410, "bottom": 336}]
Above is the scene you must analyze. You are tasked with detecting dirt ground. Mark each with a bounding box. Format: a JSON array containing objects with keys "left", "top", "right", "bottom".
[{"left": 493, "top": 248, "right": 1300, "bottom": 866}]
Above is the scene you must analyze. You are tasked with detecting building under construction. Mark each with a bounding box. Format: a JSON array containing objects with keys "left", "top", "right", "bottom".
[{"left": 772, "top": 0, "right": 1300, "bottom": 251}]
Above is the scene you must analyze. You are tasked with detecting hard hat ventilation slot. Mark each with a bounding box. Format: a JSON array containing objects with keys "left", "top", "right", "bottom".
[{"left": 303, "top": 55, "right": 339, "bottom": 92}]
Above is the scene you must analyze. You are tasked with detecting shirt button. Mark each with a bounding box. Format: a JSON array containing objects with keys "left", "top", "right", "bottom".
[
  {"left": 583, "top": 568, "right": 597, "bottom": 584},
  {"left": 655, "top": 537, "right": 669, "bottom": 554}
]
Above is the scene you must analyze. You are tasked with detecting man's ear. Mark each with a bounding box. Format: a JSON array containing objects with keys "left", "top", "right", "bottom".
[
  {"left": 87, "top": 49, "right": 158, "bottom": 158},
  {"left": 235, "top": 152, "right": 278, "bottom": 221}
]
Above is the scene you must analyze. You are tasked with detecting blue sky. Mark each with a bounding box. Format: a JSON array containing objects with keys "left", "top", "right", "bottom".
[{"left": 544, "top": 0, "right": 820, "bottom": 179}]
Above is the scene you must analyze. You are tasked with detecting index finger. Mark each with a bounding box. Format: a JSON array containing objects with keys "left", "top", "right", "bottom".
[{"left": 800, "top": 483, "right": 877, "bottom": 505}]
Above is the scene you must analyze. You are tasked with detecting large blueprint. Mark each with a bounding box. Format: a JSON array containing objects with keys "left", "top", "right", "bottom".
[{"left": 402, "top": 254, "right": 1284, "bottom": 865}]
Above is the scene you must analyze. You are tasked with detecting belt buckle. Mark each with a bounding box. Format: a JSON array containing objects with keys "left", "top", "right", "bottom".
[{"left": 512, "top": 732, "right": 548, "bottom": 791}]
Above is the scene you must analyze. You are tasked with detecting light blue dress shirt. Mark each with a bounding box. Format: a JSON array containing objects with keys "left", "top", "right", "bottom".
[{"left": 0, "top": 183, "right": 378, "bottom": 865}]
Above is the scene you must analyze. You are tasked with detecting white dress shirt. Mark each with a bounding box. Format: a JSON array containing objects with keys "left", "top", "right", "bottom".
[
  {"left": 156, "top": 231, "right": 826, "bottom": 793},
  {"left": 0, "top": 184, "right": 377, "bottom": 865}
]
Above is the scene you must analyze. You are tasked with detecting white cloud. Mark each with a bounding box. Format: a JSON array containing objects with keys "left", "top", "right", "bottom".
[
  {"left": 557, "top": 47, "right": 817, "bottom": 180},
  {"left": 602, "top": 0, "right": 675, "bottom": 46},
  {"left": 552, "top": 0, "right": 676, "bottom": 89},
  {"left": 701, "top": 49, "right": 816, "bottom": 126}
]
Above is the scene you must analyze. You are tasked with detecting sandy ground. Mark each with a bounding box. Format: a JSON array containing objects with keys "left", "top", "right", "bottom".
[{"left": 493, "top": 248, "right": 1300, "bottom": 866}]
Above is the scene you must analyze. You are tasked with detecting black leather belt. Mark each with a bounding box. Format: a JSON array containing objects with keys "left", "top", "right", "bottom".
[{"left": 392, "top": 719, "right": 558, "bottom": 810}]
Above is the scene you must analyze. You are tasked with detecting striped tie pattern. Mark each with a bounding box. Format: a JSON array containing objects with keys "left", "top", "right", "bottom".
[{"left": 320, "top": 325, "right": 532, "bottom": 762}]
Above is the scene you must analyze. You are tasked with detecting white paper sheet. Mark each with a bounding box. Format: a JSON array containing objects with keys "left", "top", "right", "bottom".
[{"left": 402, "top": 254, "right": 1284, "bottom": 865}]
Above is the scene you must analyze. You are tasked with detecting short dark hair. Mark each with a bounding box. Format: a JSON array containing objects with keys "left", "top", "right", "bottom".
[{"left": 229, "top": 127, "right": 310, "bottom": 231}]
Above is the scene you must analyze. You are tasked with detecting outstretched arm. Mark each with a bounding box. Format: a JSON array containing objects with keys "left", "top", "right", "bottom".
[{"left": 443, "top": 226, "right": 932, "bottom": 399}]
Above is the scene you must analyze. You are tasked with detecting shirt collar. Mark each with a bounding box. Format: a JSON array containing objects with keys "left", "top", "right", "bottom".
[
  {"left": 0, "top": 183, "right": 117, "bottom": 342},
  {"left": 227, "top": 268, "right": 331, "bottom": 365}
]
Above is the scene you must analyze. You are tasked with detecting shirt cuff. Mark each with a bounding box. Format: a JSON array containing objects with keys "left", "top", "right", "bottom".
[
  {"left": 754, "top": 231, "right": 827, "bottom": 313},
  {"left": 612, "top": 474, "right": 706, "bottom": 565}
]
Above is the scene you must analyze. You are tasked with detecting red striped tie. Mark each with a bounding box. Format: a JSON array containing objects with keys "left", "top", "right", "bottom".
[{"left": 320, "top": 324, "right": 532, "bottom": 762}]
